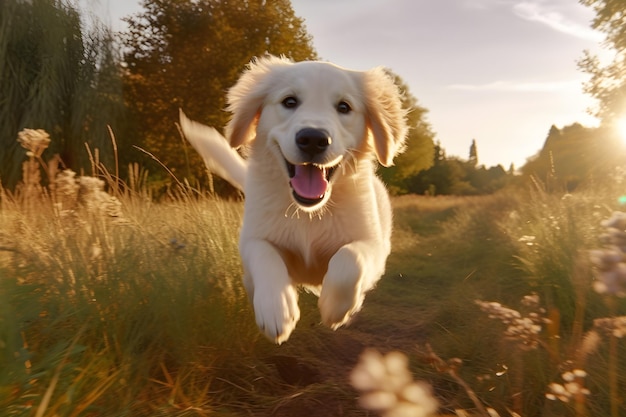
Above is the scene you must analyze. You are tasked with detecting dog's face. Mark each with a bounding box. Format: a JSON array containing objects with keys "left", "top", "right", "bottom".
[{"left": 225, "top": 56, "right": 407, "bottom": 212}]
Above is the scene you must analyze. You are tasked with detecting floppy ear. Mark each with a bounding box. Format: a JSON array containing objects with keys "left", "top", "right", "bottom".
[
  {"left": 225, "top": 55, "right": 292, "bottom": 148},
  {"left": 363, "top": 67, "right": 409, "bottom": 167}
]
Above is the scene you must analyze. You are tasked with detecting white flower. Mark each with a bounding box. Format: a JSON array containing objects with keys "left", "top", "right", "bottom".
[
  {"left": 17, "top": 128, "right": 51, "bottom": 157},
  {"left": 591, "top": 212, "right": 626, "bottom": 296},
  {"left": 546, "top": 370, "right": 590, "bottom": 403},
  {"left": 76, "top": 176, "right": 123, "bottom": 218},
  {"left": 476, "top": 295, "right": 548, "bottom": 350},
  {"left": 350, "top": 349, "right": 438, "bottom": 417},
  {"left": 601, "top": 211, "right": 626, "bottom": 230},
  {"left": 594, "top": 316, "right": 626, "bottom": 338}
]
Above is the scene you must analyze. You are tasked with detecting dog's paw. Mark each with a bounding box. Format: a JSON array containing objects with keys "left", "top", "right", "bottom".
[
  {"left": 318, "top": 279, "right": 364, "bottom": 329},
  {"left": 253, "top": 285, "right": 300, "bottom": 344},
  {"left": 318, "top": 249, "right": 365, "bottom": 329}
]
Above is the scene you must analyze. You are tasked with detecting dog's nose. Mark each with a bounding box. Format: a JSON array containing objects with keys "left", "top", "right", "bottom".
[{"left": 295, "top": 128, "right": 331, "bottom": 157}]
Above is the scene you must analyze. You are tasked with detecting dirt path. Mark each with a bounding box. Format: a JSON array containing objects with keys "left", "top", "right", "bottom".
[{"left": 218, "top": 195, "right": 523, "bottom": 416}]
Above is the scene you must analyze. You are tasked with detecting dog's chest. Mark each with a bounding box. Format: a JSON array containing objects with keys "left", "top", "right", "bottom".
[{"left": 269, "top": 215, "right": 347, "bottom": 286}]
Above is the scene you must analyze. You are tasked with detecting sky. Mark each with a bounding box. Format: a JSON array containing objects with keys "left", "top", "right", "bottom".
[{"left": 97, "top": 0, "right": 607, "bottom": 169}]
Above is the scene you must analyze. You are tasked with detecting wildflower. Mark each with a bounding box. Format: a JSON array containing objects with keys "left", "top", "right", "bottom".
[
  {"left": 521, "top": 293, "right": 540, "bottom": 308},
  {"left": 55, "top": 169, "right": 79, "bottom": 197},
  {"left": 599, "top": 228, "right": 626, "bottom": 251},
  {"left": 77, "top": 176, "right": 123, "bottom": 218},
  {"left": 545, "top": 369, "right": 590, "bottom": 402},
  {"left": 17, "top": 128, "right": 51, "bottom": 158},
  {"left": 78, "top": 176, "right": 106, "bottom": 196},
  {"left": 475, "top": 295, "right": 549, "bottom": 350},
  {"left": 601, "top": 211, "right": 626, "bottom": 231},
  {"left": 594, "top": 316, "right": 626, "bottom": 338},
  {"left": 350, "top": 349, "right": 438, "bottom": 417},
  {"left": 592, "top": 264, "right": 626, "bottom": 297},
  {"left": 590, "top": 212, "right": 626, "bottom": 297}
]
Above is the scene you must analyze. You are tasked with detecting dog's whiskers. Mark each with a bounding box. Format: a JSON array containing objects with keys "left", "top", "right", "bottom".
[
  {"left": 342, "top": 150, "right": 359, "bottom": 175},
  {"left": 308, "top": 207, "right": 327, "bottom": 220},
  {"left": 284, "top": 202, "right": 301, "bottom": 219}
]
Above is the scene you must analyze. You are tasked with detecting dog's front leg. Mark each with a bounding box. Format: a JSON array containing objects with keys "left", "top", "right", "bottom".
[
  {"left": 318, "top": 241, "right": 387, "bottom": 329},
  {"left": 241, "top": 239, "right": 300, "bottom": 344}
]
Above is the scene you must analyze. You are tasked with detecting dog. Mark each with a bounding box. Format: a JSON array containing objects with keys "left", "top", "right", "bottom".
[{"left": 180, "top": 55, "right": 407, "bottom": 344}]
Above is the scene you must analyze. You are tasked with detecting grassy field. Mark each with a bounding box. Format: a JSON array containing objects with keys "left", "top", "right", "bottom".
[{"left": 1, "top": 155, "right": 626, "bottom": 416}]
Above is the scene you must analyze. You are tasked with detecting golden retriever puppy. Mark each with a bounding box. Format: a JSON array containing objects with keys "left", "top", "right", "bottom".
[{"left": 180, "top": 55, "right": 407, "bottom": 344}]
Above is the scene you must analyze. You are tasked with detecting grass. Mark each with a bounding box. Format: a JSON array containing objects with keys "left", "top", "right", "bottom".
[
  {"left": 0, "top": 184, "right": 256, "bottom": 415},
  {"left": 1, "top": 142, "right": 626, "bottom": 416}
]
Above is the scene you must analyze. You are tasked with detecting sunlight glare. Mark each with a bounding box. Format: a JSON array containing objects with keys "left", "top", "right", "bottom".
[{"left": 616, "top": 117, "right": 626, "bottom": 145}]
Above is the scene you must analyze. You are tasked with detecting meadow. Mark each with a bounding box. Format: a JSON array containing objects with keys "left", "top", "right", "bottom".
[{"left": 1, "top": 135, "right": 625, "bottom": 416}]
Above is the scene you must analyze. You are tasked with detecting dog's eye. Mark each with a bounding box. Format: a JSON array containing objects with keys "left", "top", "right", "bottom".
[
  {"left": 337, "top": 101, "right": 352, "bottom": 114},
  {"left": 282, "top": 96, "right": 299, "bottom": 109}
]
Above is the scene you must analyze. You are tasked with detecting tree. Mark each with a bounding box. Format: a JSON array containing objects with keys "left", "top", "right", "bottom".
[
  {"left": 469, "top": 139, "right": 478, "bottom": 166},
  {"left": 378, "top": 73, "right": 435, "bottom": 194},
  {"left": 0, "top": 0, "right": 124, "bottom": 189},
  {"left": 121, "top": 0, "right": 317, "bottom": 186},
  {"left": 522, "top": 123, "right": 622, "bottom": 191},
  {"left": 579, "top": 0, "right": 626, "bottom": 124},
  {"left": 407, "top": 138, "right": 511, "bottom": 196},
  {"left": 407, "top": 157, "right": 469, "bottom": 195}
]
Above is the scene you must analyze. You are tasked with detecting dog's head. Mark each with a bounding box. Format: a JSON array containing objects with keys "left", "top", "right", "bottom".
[{"left": 225, "top": 55, "right": 408, "bottom": 211}]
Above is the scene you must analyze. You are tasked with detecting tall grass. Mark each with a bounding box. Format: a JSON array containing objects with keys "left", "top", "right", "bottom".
[
  {"left": 0, "top": 138, "right": 259, "bottom": 414},
  {"left": 496, "top": 180, "right": 626, "bottom": 417},
  {"left": 2, "top": 127, "right": 625, "bottom": 416},
  {"left": 369, "top": 184, "right": 626, "bottom": 417}
]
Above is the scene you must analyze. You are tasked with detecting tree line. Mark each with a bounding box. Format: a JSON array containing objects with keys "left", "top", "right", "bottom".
[{"left": 1, "top": 0, "right": 624, "bottom": 196}]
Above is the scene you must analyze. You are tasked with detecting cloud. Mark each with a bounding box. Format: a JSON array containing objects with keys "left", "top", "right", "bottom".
[
  {"left": 447, "top": 79, "right": 584, "bottom": 92},
  {"left": 513, "top": 1, "right": 603, "bottom": 41}
]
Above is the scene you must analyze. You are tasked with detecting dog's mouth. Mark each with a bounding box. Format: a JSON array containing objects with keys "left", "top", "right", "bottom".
[{"left": 286, "top": 161, "right": 338, "bottom": 207}]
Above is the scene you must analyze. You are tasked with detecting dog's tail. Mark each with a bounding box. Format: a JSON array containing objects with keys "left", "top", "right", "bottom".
[{"left": 179, "top": 110, "right": 247, "bottom": 191}]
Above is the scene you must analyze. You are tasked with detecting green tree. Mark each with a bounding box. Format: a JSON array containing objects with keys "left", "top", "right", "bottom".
[
  {"left": 121, "top": 0, "right": 317, "bottom": 185},
  {"left": 408, "top": 139, "right": 511, "bottom": 196},
  {"left": 407, "top": 157, "right": 468, "bottom": 195},
  {"left": 378, "top": 73, "right": 435, "bottom": 194},
  {"left": 579, "top": 0, "right": 626, "bottom": 124},
  {"left": 0, "top": 0, "right": 124, "bottom": 189}
]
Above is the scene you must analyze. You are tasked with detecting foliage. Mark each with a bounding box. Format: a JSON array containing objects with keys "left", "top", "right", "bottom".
[
  {"left": 521, "top": 123, "right": 626, "bottom": 191},
  {"left": 121, "top": 0, "right": 317, "bottom": 187},
  {"left": 378, "top": 74, "right": 435, "bottom": 194},
  {"left": 0, "top": 0, "right": 124, "bottom": 189},
  {"left": 579, "top": 0, "right": 626, "bottom": 124},
  {"left": 406, "top": 141, "right": 511, "bottom": 196}
]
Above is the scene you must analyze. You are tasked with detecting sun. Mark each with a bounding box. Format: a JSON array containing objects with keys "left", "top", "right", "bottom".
[{"left": 616, "top": 117, "right": 626, "bottom": 145}]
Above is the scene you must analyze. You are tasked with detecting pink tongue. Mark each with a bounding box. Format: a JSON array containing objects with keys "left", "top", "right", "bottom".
[{"left": 290, "top": 165, "right": 328, "bottom": 200}]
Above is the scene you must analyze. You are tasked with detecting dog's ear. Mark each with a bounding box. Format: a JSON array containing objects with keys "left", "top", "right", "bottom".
[
  {"left": 225, "top": 56, "right": 291, "bottom": 148},
  {"left": 363, "top": 68, "right": 409, "bottom": 167}
]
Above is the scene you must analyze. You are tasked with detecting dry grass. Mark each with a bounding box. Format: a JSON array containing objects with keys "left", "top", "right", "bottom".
[
  {"left": 1, "top": 133, "right": 625, "bottom": 416},
  {"left": 0, "top": 185, "right": 254, "bottom": 415}
]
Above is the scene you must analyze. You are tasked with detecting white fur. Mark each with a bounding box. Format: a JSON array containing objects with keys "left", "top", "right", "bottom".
[{"left": 180, "top": 56, "right": 407, "bottom": 344}]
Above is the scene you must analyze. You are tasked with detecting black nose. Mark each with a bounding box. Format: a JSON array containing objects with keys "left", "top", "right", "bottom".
[{"left": 295, "top": 128, "right": 331, "bottom": 157}]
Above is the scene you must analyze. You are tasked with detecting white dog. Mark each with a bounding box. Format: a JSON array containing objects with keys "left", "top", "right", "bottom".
[{"left": 180, "top": 56, "right": 407, "bottom": 344}]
